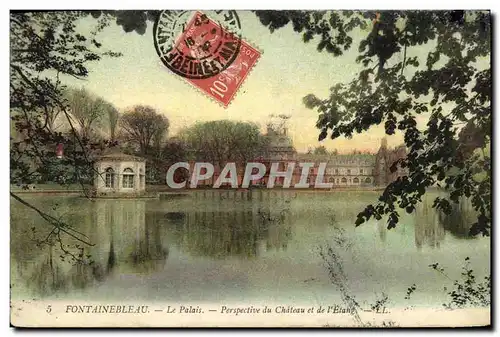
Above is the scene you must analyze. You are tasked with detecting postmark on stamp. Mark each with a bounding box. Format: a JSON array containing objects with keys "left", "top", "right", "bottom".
[{"left": 153, "top": 10, "right": 261, "bottom": 107}]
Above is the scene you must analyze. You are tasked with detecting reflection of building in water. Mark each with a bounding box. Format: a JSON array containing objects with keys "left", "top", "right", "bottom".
[
  {"left": 181, "top": 209, "right": 260, "bottom": 258},
  {"left": 164, "top": 201, "right": 293, "bottom": 258},
  {"left": 414, "top": 208, "right": 446, "bottom": 249},
  {"left": 265, "top": 221, "right": 292, "bottom": 251},
  {"left": 17, "top": 200, "right": 169, "bottom": 297},
  {"left": 438, "top": 197, "right": 477, "bottom": 238},
  {"left": 377, "top": 221, "right": 387, "bottom": 243},
  {"left": 93, "top": 200, "right": 168, "bottom": 274},
  {"left": 414, "top": 195, "right": 478, "bottom": 249}
]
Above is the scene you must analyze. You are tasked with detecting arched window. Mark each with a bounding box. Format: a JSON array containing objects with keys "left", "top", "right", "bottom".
[
  {"left": 341, "top": 177, "right": 347, "bottom": 184},
  {"left": 353, "top": 177, "right": 359, "bottom": 184},
  {"left": 360, "top": 168, "right": 364, "bottom": 174},
  {"left": 105, "top": 167, "right": 114, "bottom": 188},
  {"left": 347, "top": 169, "right": 351, "bottom": 175},
  {"left": 329, "top": 177, "right": 334, "bottom": 183},
  {"left": 335, "top": 168, "right": 339, "bottom": 175},
  {"left": 365, "top": 177, "right": 371, "bottom": 184},
  {"left": 123, "top": 168, "right": 135, "bottom": 188}
]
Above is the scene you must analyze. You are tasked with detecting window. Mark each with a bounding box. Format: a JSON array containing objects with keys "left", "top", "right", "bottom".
[
  {"left": 105, "top": 168, "right": 114, "bottom": 188},
  {"left": 335, "top": 169, "right": 339, "bottom": 175},
  {"left": 329, "top": 177, "right": 334, "bottom": 183},
  {"left": 353, "top": 177, "right": 359, "bottom": 184},
  {"left": 347, "top": 169, "right": 351, "bottom": 175},
  {"left": 360, "top": 168, "right": 363, "bottom": 174},
  {"left": 341, "top": 177, "right": 347, "bottom": 184},
  {"left": 365, "top": 177, "right": 371, "bottom": 184},
  {"left": 123, "top": 168, "right": 134, "bottom": 188}
]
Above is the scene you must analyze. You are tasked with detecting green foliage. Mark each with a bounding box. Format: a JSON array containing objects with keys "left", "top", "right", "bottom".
[
  {"left": 255, "top": 10, "right": 491, "bottom": 236},
  {"left": 370, "top": 292, "right": 389, "bottom": 313},
  {"left": 313, "top": 145, "right": 329, "bottom": 155},
  {"left": 10, "top": 11, "right": 126, "bottom": 263},
  {"left": 429, "top": 258, "right": 490, "bottom": 309},
  {"left": 179, "top": 120, "right": 269, "bottom": 167},
  {"left": 87, "top": 10, "right": 160, "bottom": 35},
  {"left": 103, "top": 101, "right": 120, "bottom": 141},
  {"left": 404, "top": 284, "right": 417, "bottom": 300},
  {"left": 119, "top": 105, "right": 170, "bottom": 156},
  {"left": 65, "top": 87, "right": 109, "bottom": 140},
  {"left": 10, "top": 11, "right": 120, "bottom": 189}
]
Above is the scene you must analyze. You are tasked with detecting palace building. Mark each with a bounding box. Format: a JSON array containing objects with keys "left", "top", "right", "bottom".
[
  {"left": 173, "top": 125, "right": 408, "bottom": 189},
  {"left": 261, "top": 128, "right": 408, "bottom": 188}
]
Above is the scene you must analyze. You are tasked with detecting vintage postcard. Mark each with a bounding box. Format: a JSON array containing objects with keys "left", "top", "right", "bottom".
[{"left": 9, "top": 9, "right": 491, "bottom": 328}]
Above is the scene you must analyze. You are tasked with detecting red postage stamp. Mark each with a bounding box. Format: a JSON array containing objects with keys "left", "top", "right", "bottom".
[
  {"left": 154, "top": 11, "right": 261, "bottom": 107},
  {"left": 186, "top": 36, "right": 261, "bottom": 107}
]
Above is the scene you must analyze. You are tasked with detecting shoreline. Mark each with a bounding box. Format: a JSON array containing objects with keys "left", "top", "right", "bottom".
[{"left": 10, "top": 186, "right": 387, "bottom": 196}]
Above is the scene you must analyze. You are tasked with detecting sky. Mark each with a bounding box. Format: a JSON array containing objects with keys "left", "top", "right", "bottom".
[{"left": 60, "top": 10, "right": 486, "bottom": 154}]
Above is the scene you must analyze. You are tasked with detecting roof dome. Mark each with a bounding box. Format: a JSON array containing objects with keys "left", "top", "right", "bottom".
[{"left": 267, "top": 134, "right": 294, "bottom": 149}]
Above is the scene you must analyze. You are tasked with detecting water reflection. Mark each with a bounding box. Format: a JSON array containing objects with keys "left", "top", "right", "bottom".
[
  {"left": 153, "top": 202, "right": 293, "bottom": 258},
  {"left": 414, "top": 209, "right": 445, "bottom": 249},
  {"left": 414, "top": 195, "right": 479, "bottom": 249},
  {"left": 377, "top": 221, "right": 387, "bottom": 243},
  {"left": 438, "top": 198, "right": 477, "bottom": 238},
  {"left": 93, "top": 200, "right": 169, "bottom": 274},
  {"left": 12, "top": 199, "right": 169, "bottom": 297},
  {"left": 10, "top": 191, "right": 486, "bottom": 299}
]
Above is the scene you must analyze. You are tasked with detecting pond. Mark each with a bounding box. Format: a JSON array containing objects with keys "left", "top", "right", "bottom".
[{"left": 10, "top": 190, "right": 490, "bottom": 310}]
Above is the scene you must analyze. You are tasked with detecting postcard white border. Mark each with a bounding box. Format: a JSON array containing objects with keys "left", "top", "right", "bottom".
[{"left": 2, "top": 1, "right": 497, "bottom": 335}]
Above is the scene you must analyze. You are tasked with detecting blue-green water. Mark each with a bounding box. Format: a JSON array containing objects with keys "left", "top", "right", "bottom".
[{"left": 10, "top": 190, "right": 490, "bottom": 308}]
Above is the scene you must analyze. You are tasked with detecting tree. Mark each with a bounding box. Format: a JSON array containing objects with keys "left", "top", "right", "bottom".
[
  {"left": 10, "top": 12, "right": 119, "bottom": 186},
  {"left": 179, "top": 120, "right": 269, "bottom": 168},
  {"left": 313, "top": 145, "right": 329, "bottom": 155},
  {"left": 104, "top": 102, "right": 120, "bottom": 142},
  {"left": 10, "top": 10, "right": 157, "bottom": 189},
  {"left": 119, "top": 105, "right": 170, "bottom": 156},
  {"left": 161, "top": 137, "right": 189, "bottom": 165},
  {"left": 66, "top": 87, "right": 107, "bottom": 140},
  {"left": 41, "top": 104, "right": 64, "bottom": 134},
  {"left": 254, "top": 10, "right": 491, "bottom": 236},
  {"left": 10, "top": 11, "right": 124, "bottom": 260}
]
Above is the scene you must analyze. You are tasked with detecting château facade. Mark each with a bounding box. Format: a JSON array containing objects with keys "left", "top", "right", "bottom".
[
  {"left": 180, "top": 126, "right": 408, "bottom": 188},
  {"left": 262, "top": 128, "right": 407, "bottom": 188}
]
